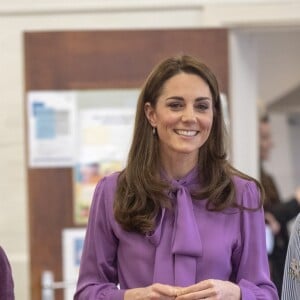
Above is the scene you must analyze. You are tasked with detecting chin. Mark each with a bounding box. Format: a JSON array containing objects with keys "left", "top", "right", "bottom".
[{"left": 176, "top": 148, "right": 199, "bottom": 155}]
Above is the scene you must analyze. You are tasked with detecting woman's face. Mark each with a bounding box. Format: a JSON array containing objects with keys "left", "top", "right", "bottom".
[
  {"left": 145, "top": 72, "right": 214, "bottom": 161},
  {"left": 259, "top": 121, "right": 274, "bottom": 161}
]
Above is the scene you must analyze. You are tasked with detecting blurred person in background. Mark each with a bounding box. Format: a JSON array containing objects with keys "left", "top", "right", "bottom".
[
  {"left": 0, "top": 246, "right": 14, "bottom": 300},
  {"left": 259, "top": 111, "right": 300, "bottom": 297},
  {"left": 281, "top": 213, "right": 300, "bottom": 300}
]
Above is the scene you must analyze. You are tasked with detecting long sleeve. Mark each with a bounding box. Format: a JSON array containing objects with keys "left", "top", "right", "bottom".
[
  {"left": 234, "top": 181, "right": 279, "bottom": 300},
  {"left": 74, "top": 177, "right": 125, "bottom": 300},
  {"left": 270, "top": 198, "right": 300, "bottom": 224},
  {"left": 0, "top": 246, "right": 14, "bottom": 300},
  {"left": 261, "top": 168, "right": 300, "bottom": 225},
  {"left": 281, "top": 213, "right": 300, "bottom": 300},
  {"left": 74, "top": 171, "right": 279, "bottom": 299}
]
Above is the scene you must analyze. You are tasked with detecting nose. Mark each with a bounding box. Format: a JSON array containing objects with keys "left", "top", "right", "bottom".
[{"left": 181, "top": 106, "right": 196, "bottom": 123}]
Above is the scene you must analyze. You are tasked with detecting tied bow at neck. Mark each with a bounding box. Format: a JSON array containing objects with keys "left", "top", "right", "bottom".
[{"left": 147, "top": 170, "right": 203, "bottom": 286}]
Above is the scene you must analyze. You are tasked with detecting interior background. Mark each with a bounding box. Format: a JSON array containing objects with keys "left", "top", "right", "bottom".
[{"left": 1, "top": 1, "right": 300, "bottom": 299}]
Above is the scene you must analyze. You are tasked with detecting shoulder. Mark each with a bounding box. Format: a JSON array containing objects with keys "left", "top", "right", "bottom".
[
  {"left": 283, "top": 213, "right": 300, "bottom": 297},
  {"left": 295, "top": 213, "right": 300, "bottom": 227},
  {"left": 91, "top": 171, "right": 121, "bottom": 207},
  {"left": 0, "top": 246, "right": 13, "bottom": 278},
  {"left": 0, "top": 246, "right": 9, "bottom": 265},
  {"left": 95, "top": 171, "right": 120, "bottom": 191},
  {"left": 232, "top": 175, "right": 261, "bottom": 208},
  {"left": 290, "top": 214, "right": 300, "bottom": 240},
  {"left": 232, "top": 175, "right": 258, "bottom": 192}
]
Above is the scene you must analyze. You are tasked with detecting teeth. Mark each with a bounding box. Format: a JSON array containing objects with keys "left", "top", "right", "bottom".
[{"left": 176, "top": 130, "right": 198, "bottom": 136}]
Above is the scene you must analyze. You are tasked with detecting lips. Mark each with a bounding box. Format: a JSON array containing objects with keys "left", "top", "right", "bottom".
[{"left": 174, "top": 129, "right": 199, "bottom": 136}]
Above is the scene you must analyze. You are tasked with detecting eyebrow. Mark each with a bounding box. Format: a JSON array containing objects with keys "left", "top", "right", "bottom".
[{"left": 165, "top": 96, "right": 211, "bottom": 101}]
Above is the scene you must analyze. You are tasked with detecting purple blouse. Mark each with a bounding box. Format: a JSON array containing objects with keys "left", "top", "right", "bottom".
[
  {"left": 0, "top": 246, "right": 14, "bottom": 300},
  {"left": 75, "top": 168, "right": 278, "bottom": 300}
]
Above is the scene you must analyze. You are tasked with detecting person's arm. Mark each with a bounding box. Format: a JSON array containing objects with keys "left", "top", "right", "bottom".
[
  {"left": 171, "top": 181, "right": 279, "bottom": 300},
  {"left": 234, "top": 181, "right": 279, "bottom": 300},
  {"left": 281, "top": 213, "right": 300, "bottom": 300},
  {"left": 269, "top": 198, "right": 300, "bottom": 224},
  {"left": 0, "top": 246, "right": 14, "bottom": 300},
  {"left": 264, "top": 211, "right": 281, "bottom": 234},
  {"left": 74, "top": 176, "right": 178, "bottom": 300},
  {"left": 74, "top": 177, "right": 125, "bottom": 300},
  {"left": 268, "top": 186, "right": 300, "bottom": 224}
]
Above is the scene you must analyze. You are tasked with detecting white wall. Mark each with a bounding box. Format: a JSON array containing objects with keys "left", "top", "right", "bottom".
[
  {"left": 256, "top": 31, "right": 300, "bottom": 198},
  {"left": 266, "top": 113, "right": 295, "bottom": 198},
  {"left": 256, "top": 30, "right": 300, "bottom": 105},
  {"left": 1, "top": 1, "right": 300, "bottom": 299},
  {"left": 230, "top": 28, "right": 300, "bottom": 194},
  {"left": 229, "top": 30, "right": 259, "bottom": 178}
]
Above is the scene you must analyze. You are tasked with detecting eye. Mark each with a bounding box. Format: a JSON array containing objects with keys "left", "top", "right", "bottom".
[
  {"left": 168, "top": 102, "right": 183, "bottom": 110},
  {"left": 195, "top": 103, "right": 209, "bottom": 111}
]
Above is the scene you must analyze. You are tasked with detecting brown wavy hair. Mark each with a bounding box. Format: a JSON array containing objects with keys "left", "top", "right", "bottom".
[{"left": 114, "top": 54, "right": 262, "bottom": 233}]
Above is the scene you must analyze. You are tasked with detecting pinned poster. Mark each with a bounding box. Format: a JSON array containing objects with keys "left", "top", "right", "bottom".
[
  {"left": 62, "top": 228, "right": 86, "bottom": 300},
  {"left": 27, "top": 91, "right": 77, "bottom": 168},
  {"left": 74, "top": 107, "right": 136, "bottom": 224}
]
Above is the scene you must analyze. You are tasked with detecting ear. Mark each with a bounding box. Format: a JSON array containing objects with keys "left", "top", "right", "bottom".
[{"left": 144, "top": 102, "right": 157, "bottom": 127}]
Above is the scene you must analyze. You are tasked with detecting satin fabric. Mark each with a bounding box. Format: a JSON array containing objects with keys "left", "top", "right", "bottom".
[
  {"left": 75, "top": 169, "right": 279, "bottom": 300},
  {"left": 149, "top": 169, "right": 203, "bottom": 286}
]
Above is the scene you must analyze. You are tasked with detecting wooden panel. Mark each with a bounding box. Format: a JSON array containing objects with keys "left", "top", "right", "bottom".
[
  {"left": 25, "top": 30, "right": 228, "bottom": 92},
  {"left": 24, "top": 29, "right": 228, "bottom": 300},
  {"left": 28, "top": 169, "right": 73, "bottom": 300}
]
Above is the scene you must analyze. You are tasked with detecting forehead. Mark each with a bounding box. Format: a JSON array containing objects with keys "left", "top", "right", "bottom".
[{"left": 160, "top": 72, "right": 211, "bottom": 95}]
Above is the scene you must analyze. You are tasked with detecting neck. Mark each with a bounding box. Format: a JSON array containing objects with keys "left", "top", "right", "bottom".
[{"left": 160, "top": 152, "right": 198, "bottom": 180}]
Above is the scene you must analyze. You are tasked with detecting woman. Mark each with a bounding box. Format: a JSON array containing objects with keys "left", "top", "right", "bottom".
[
  {"left": 281, "top": 213, "right": 300, "bottom": 300},
  {"left": 75, "top": 55, "right": 278, "bottom": 299},
  {"left": 259, "top": 112, "right": 300, "bottom": 296},
  {"left": 0, "top": 246, "right": 14, "bottom": 300}
]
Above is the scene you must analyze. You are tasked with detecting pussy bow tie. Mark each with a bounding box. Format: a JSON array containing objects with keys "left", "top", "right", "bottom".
[{"left": 147, "top": 170, "right": 203, "bottom": 286}]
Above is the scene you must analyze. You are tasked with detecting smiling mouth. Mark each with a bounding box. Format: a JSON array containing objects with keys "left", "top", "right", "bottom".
[{"left": 174, "top": 129, "right": 199, "bottom": 136}]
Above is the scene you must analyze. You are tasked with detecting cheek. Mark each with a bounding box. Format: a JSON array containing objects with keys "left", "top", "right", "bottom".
[
  {"left": 157, "top": 113, "right": 177, "bottom": 127},
  {"left": 201, "top": 117, "right": 214, "bottom": 140},
  {"left": 202, "top": 116, "right": 214, "bottom": 132}
]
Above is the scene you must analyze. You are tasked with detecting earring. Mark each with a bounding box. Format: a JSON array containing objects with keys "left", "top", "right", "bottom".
[{"left": 152, "top": 127, "right": 156, "bottom": 136}]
